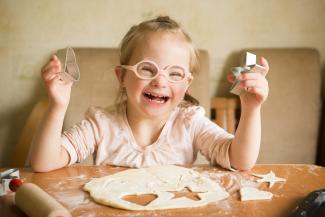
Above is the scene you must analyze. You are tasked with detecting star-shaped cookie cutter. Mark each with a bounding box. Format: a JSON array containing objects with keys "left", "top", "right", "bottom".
[{"left": 230, "top": 52, "right": 265, "bottom": 95}]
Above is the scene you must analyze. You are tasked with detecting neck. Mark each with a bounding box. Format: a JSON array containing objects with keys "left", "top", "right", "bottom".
[
  {"left": 125, "top": 105, "right": 171, "bottom": 147},
  {"left": 126, "top": 107, "right": 170, "bottom": 130}
]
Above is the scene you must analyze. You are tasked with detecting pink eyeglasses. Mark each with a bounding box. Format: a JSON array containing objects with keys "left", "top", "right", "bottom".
[{"left": 118, "top": 60, "right": 193, "bottom": 83}]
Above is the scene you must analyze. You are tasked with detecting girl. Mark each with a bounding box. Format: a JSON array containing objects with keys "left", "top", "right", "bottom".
[{"left": 30, "top": 16, "right": 269, "bottom": 172}]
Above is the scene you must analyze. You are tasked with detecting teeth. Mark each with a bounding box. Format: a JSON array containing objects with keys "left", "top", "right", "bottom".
[
  {"left": 144, "top": 92, "right": 169, "bottom": 103},
  {"left": 150, "top": 93, "right": 162, "bottom": 98}
]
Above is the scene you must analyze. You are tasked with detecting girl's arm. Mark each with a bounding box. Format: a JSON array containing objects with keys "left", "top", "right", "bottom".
[
  {"left": 30, "top": 55, "right": 72, "bottom": 172},
  {"left": 230, "top": 104, "right": 262, "bottom": 170},
  {"left": 229, "top": 57, "right": 269, "bottom": 171}
]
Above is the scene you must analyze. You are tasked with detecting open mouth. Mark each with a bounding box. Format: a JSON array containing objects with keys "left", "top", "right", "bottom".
[{"left": 143, "top": 92, "right": 170, "bottom": 104}]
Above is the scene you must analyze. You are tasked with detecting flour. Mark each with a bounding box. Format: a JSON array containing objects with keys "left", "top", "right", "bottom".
[{"left": 54, "top": 192, "right": 90, "bottom": 207}]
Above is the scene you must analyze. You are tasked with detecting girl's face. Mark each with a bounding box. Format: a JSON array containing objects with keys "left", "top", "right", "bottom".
[{"left": 118, "top": 31, "right": 193, "bottom": 119}]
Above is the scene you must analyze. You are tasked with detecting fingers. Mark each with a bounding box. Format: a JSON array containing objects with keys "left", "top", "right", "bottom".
[
  {"left": 41, "top": 55, "right": 62, "bottom": 82},
  {"left": 239, "top": 78, "right": 268, "bottom": 90},
  {"left": 228, "top": 57, "right": 269, "bottom": 83},
  {"left": 245, "top": 86, "right": 268, "bottom": 102},
  {"left": 41, "top": 55, "right": 60, "bottom": 74},
  {"left": 259, "top": 57, "right": 269, "bottom": 76},
  {"left": 239, "top": 72, "right": 269, "bottom": 100}
]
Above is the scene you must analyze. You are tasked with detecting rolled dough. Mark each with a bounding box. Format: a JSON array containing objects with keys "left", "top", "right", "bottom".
[
  {"left": 83, "top": 165, "right": 229, "bottom": 210},
  {"left": 240, "top": 187, "right": 273, "bottom": 201}
]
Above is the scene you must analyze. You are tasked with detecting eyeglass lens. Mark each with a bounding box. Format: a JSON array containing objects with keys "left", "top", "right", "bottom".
[{"left": 136, "top": 62, "right": 186, "bottom": 81}]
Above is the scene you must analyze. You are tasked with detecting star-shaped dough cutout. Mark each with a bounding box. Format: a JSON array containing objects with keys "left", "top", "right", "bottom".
[{"left": 252, "top": 171, "right": 286, "bottom": 188}]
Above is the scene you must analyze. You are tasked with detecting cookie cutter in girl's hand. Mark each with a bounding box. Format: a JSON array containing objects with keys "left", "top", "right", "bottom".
[
  {"left": 230, "top": 52, "right": 265, "bottom": 95},
  {"left": 56, "top": 47, "right": 80, "bottom": 82}
]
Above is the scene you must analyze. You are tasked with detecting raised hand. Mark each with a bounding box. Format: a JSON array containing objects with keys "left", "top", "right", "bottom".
[
  {"left": 41, "top": 55, "right": 73, "bottom": 109},
  {"left": 228, "top": 57, "right": 269, "bottom": 110}
]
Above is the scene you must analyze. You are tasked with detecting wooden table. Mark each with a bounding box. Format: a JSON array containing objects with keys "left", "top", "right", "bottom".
[{"left": 1, "top": 164, "right": 325, "bottom": 217}]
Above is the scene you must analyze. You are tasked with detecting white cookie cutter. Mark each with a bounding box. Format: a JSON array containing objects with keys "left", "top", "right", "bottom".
[
  {"left": 230, "top": 52, "right": 265, "bottom": 95},
  {"left": 56, "top": 47, "right": 80, "bottom": 82}
]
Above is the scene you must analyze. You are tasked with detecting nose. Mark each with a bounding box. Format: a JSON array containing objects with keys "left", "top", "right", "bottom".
[{"left": 150, "top": 73, "right": 168, "bottom": 88}]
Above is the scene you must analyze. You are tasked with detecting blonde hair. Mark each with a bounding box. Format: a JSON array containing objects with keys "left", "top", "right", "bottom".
[{"left": 115, "top": 16, "right": 200, "bottom": 108}]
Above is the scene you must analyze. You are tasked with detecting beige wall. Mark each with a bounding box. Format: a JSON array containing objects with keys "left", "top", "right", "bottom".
[{"left": 1, "top": 0, "right": 325, "bottom": 166}]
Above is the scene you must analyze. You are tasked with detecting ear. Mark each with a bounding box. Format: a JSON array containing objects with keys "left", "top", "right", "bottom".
[
  {"left": 115, "top": 66, "right": 124, "bottom": 84},
  {"left": 186, "top": 76, "right": 193, "bottom": 87}
]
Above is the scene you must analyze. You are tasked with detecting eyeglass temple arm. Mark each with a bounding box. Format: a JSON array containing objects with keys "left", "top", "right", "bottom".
[{"left": 118, "top": 65, "right": 135, "bottom": 71}]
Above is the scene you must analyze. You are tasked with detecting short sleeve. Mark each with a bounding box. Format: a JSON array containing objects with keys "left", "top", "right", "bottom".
[
  {"left": 61, "top": 107, "right": 104, "bottom": 165},
  {"left": 189, "top": 106, "right": 234, "bottom": 169}
]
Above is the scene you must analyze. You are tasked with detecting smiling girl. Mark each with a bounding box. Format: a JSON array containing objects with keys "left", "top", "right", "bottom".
[{"left": 30, "top": 16, "right": 269, "bottom": 172}]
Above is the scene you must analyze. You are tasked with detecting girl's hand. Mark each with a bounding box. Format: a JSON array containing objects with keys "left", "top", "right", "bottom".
[
  {"left": 41, "top": 55, "right": 73, "bottom": 109},
  {"left": 228, "top": 57, "right": 269, "bottom": 110}
]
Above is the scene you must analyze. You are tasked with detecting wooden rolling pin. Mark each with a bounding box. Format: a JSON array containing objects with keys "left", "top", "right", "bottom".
[{"left": 14, "top": 182, "right": 71, "bottom": 217}]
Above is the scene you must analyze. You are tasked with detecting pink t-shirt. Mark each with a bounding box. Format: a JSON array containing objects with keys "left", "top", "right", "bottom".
[{"left": 61, "top": 104, "right": 234, "bottom": 169}]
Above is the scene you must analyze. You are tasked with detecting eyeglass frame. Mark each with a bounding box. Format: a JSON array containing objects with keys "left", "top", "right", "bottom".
[{"left": 117, "top": 60, "right": 193, "bottom": 83}]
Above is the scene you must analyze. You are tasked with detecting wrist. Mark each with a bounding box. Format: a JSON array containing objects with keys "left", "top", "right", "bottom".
[
  {"left": 240, "top": 104, "right": 261, "bottom": 114},
  {"left": 48, "top": 100, "right": 69, "bottom": 114}
]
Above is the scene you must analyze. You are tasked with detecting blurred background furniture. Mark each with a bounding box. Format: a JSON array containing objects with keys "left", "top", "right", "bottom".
[
  {"left": 242, "top": 48, "right": 321, "bottom": 164},
  {"left": 11, "top": 98, "right": 48, "bottom": 167},
  {"left": 317, "top": 107, "right": 325, "bottom": 166},
  {"left": 210, "top": 97, "right": 239, "bottom": 134}
]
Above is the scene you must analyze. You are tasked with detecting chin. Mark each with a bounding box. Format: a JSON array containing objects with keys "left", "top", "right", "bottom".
[
  {"left": 143, "top": 107, "right": 172, "bottom": 119},
  {"left": 142, "top": 103, "right": 176, "bottom": 118}
]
